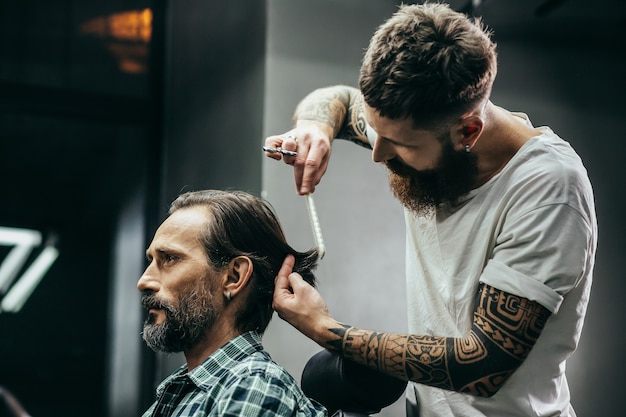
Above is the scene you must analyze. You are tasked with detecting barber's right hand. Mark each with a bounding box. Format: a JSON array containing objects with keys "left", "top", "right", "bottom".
[{"left": 264, "top": 120, "right": 334, "bottom": 195}]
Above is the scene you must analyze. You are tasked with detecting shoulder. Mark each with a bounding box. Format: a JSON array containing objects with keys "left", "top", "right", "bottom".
[
  {"left": 215, "top": 351, "right": 326, "bottom": 415},
  {"left": 229, "top": 349, "right": 300, "bottom": 387},
  {"left": 497, "top": 130, "right": 595, "bottom": 224}
]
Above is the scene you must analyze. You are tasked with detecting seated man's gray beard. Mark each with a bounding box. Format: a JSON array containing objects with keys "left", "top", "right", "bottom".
[
  {"left": 385, "top": 140, "right": 479, "bottom": 216},
  {"left": 141, "top": 289, "right": 219, "bottom": 353}
]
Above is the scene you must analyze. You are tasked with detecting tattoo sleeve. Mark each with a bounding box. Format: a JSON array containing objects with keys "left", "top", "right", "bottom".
[
  {"left": 293, "top": 85, "right": 372, "bottom": 149},
  {"left": 325, "top": 283, "right": 551, "bottom": 397}
]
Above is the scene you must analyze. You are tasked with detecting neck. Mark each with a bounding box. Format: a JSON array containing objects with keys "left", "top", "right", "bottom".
[
  {"left": 472, "top": 102, "right": 541, "bottom": 187},
  {"left": 184, "top": 318, "right": 241, "bottom": 371}
]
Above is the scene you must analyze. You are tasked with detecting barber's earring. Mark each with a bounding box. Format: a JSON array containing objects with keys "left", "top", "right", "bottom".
[
  {"left": 465, "top": 144, "right": 471, "bottom": 153},
  {"left": 225, "top": 291, "right": 232, "bottom": 301}
]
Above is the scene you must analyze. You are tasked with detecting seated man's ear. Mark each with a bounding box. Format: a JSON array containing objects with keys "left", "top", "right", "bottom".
[{"left": 222, "top": 256, "right": 253, "bottom": 301}]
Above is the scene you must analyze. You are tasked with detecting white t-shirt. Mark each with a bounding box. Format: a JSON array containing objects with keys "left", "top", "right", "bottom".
[{"left": 399, "top": 117, "right": 597, "bottom": 417}]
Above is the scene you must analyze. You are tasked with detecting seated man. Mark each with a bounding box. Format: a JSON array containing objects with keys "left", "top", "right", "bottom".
[{"left": 138, "top": 189, "right": 327, "bottom": 417}]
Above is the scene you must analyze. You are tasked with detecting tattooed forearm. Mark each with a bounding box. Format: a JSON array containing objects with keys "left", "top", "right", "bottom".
[
  {"left": 327, "top": 284, "right": 551, "bottom": 397},
  {"left": 327, "top": 323, "right": 350, "bottom": 352},
  {"left": 293, "top": 86, "right": 372, "bottom": 149},
  {"left": 293, "top": 86, "right": 351, "bottom": 132}
]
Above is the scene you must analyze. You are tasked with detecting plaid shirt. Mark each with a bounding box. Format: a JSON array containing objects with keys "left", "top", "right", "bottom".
[{"left": 142, "top": 331, "right": 327, "bottom": 417}]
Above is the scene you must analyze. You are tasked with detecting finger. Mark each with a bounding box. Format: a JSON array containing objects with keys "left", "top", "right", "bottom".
[
  {"left": 263, "top": 135, "right": 285, "bottom": 161},
  {"left": 274, "top": 254, "right": 296, "bottom": 289},
  {"left": 273, "top": 270, "right": 308, "bottom": 314},
  {"left": 300, "top": 141, "right": 329, "bottom": 195},
  {"left": 281, "top": 133, "right": 306, "bottom": 191},
  {"left": 265, "top": 135, "right": 284, "bottom": 148},
  {"left": 293, "top": 151, "right": 306, "bottom": 192},
  {"left": 282, "top": 134, "right": 297, "bottom": 151},
  {"left": 281, "top": 133, "right": 298, "bottom": 165},
  {"left": 285, "top": 271, "right": 309, "bottom": 294}
]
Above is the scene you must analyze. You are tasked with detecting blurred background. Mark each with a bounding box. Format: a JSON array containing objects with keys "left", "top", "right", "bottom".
[{"left": 0, "top": 0, "right": 624, "bottom": 416}]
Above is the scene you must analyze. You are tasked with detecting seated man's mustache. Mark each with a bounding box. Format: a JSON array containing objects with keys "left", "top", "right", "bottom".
[{"left": 141, "top": 293, "right": 171, "bottom": 311}]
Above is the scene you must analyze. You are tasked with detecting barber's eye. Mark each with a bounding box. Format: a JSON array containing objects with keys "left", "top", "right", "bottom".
[{"left": 164, "top": 254, "right": 177, "bottom": 263}]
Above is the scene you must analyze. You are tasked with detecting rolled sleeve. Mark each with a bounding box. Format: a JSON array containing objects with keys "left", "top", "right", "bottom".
[
  {"left": 480, "top": 260, "right": 563, "bottom": 313},
  {"left": 481, "top": 203, "right": 594, "bottom": 313}
]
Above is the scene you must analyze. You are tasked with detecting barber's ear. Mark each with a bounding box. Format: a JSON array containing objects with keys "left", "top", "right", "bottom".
[
  {"left": 222, "top": 256, "right": 253, "bottom": 301},
  {"left": 462, "top": 125, "right": 480, "bottom": 136},
  {"left": 452, "top": 115, "right": 483, "bottom": 151}
]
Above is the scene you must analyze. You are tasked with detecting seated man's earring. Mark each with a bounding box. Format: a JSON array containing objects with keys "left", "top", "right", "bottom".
[
  {"left": 225, "top": 291, "right": 232, "bottom": 301},
  {"left": 465, "top": 144, "right": 471, "bottom": 153}
]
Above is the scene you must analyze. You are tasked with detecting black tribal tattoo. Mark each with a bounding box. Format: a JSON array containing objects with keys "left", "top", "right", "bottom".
[
  {"left": 326, "top": 283, "right": 551, "bottom": 397},
  {"left": 337, "top": 93, "right": 372, "bottom": 149}
]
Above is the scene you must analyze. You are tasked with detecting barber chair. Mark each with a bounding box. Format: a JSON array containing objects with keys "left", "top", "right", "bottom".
[{"left": 301, "top": 349, "right": 407, "bottom": 417}]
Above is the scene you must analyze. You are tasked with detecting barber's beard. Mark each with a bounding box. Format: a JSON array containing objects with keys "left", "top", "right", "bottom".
[
  {"left": 141, "top": 283, "right": 219, "bottom": 353},
  {"left": 385, "top": 139, "right": 479, "bottom": 216}
]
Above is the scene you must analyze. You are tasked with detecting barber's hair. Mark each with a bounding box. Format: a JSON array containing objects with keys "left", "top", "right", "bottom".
[
  {"left": 359, "top": 2, "right": 497, "bottom": 129},
  {"left": 169, "top": 190, "right": 319, "bottom": 334}
]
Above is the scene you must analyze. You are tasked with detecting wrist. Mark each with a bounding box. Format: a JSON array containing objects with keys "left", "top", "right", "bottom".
[
  {"left": 315, "top": 317, "right": 346, "bottom": 351},
  {"left": 295, "top": 119, "right": 335, "bottom": 143}
]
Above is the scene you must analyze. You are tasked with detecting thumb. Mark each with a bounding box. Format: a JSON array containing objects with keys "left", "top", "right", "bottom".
[
  {"left": 284, "top": 271, "right": 309, "bottom": 294},
  {"left": 274, "top": 254, "right": 295, "bottom": 291}
]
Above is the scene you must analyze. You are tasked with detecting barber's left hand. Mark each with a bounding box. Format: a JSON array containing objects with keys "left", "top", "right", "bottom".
[{"left": 273, "top": 255, "right": 337, "bottom": 345}]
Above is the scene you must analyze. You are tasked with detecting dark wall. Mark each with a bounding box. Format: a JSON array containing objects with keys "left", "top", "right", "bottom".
[
  {"left": 0, "top": 1, "right": 154, "bottom": 416},
  {"left": 0, "top": 0, "right": 267, "bottom": 415},
  {"left": 160, "top": 0, "right": 266, "bottom": 207}
]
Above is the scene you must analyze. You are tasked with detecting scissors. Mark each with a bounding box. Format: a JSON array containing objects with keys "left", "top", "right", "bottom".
[{"left": 262, "top": 146, "right": 298, "bottom": 157}]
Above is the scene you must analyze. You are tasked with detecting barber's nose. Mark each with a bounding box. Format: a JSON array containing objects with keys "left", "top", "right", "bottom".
[{"left": 372, "top": 138, "right": 395, "bottom": 163}]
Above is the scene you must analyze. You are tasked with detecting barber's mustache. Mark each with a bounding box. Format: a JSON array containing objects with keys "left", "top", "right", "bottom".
[
  {"left": 386, "top": 157, "right": 443, "bottom": 179},
  {"left": 385, "top": 158, "right": 410, "bottom": 175},
  {"left": 385, "top": 158, "right": 429, "bottom": 177}
]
